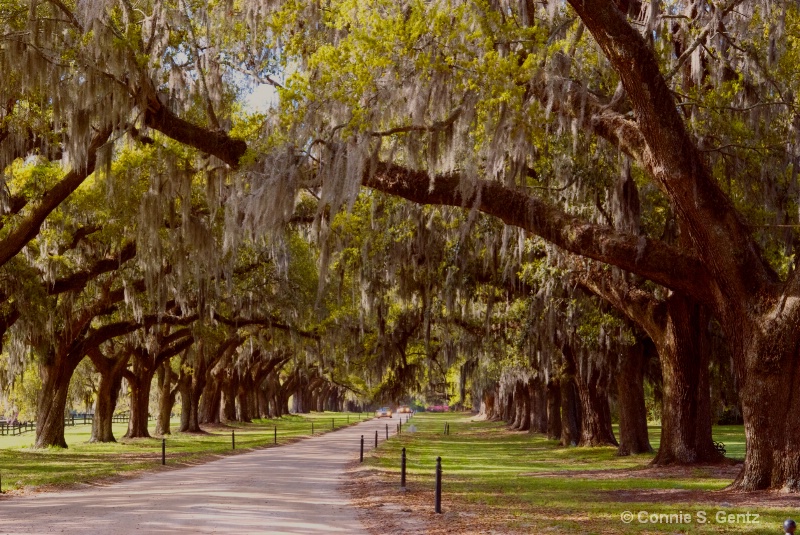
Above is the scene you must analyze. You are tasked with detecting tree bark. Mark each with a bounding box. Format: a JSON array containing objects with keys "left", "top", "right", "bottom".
[
  {"left": 510, "top": 380, "right": 528, "bottom": 430},
  {"left": 728, "top": 323, "right": 800, "bottom": 490},
  {"left": 124, "top": 355, "right": 155, "bottom": 439},
  {"left": 154, "top": 362, "right": 176, "bottom": 436},
  {"left": 576, "top": 364, "right": 618, "bottom": 447},
  {"left": 235, "top": 382, "right": 253, "bottom": 423},
  {"left": 35, "top": 353, "right": 80, "bottom": 448},
  {"left": 531, "top": 377, "right": 548, "bottom": 434},
  {"left": 561, "top": 343, "right": 617, "bottom": 447},
  {"left": 89, "top": 347, "right": 130, "bottom": 443},
  {"left": 221, "top": 371, "right": 238, "bottom": 422},
  {"left": 178, "top": 370, "right": 201, "bottom": 432},
  {"left": 199, "top": 375, "right": 222, "bottom": 424},
  {"left": 652, "top": 295, "right": 720, "bottom": 464},
  {"left": 616, "top": 339, "right": 653, "bottom": 456},
  {"left": 91, "top": 361, "right": 126, "bottom": 442},
  {"left": 546, "top": 379, "right": 562, "bottom": 440},
  {"left": 560, "top": 376, "right": 582, "bottom": 447}
]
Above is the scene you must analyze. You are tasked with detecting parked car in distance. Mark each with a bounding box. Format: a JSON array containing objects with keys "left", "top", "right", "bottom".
[
  {"left": 375, "top": 407, "right": 393, "bottom": 418},
  {"left": 397, "top": 406, "right": 412, "bottom": 414}
]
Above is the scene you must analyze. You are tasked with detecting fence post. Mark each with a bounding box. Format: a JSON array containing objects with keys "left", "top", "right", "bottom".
[
  {"left": 399, "top": 420, "right": 402, "bottom": 434},
  {"left": 435, "top": 456, "right": 442, "bottom": 513},
  {"left": 386, "top": 423, "right": 388, "bottom": 440},
  {"left": 360, "top": 435, "right": 364, "bottom": 462},
  {"left": 162, "top": 438, "right": 166, "bottom": 465},
  {"left": 312, "top": 421, "right": 314, "bottom": 435},
  {"left": 232, "top": 430, "right": 235, "bottom": 450},
  {"left": 274, "top": 425, "right": 277, "bottom": 445},
  {"left": 401, "top": 447, "right": 406, "bottom": 489},
  {"left": 332, "top": 417, "right": 335, "bottom": 431},
  {"left": 375, "top": 430, "right": 378, "bottom": 448}
]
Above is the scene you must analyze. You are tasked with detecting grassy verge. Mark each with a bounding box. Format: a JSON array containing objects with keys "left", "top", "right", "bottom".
[
  {"left": 0, "top": 411, "right": 368, "bottom": 493},
  {"left": 361, "top": 413, "right": 792, "bottom": 534}
]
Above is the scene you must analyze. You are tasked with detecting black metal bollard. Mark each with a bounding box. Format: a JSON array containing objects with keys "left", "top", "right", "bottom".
[
  {"left": 1, "top": 471, "right": 3, "bottom": 493},
  {"left": 274, "top": 425, "right": 277, "bottom": 445},
  {"left": 399, "top": 420, "right": 402, "bottom": 434},
  {"left": 360, "top": 435, "right": 364, "bottom": 462},
  {"left": 332, "top": 417, "right": 335, "bottom": 430},
  {"left": 162, "top": 438, "right": 166, "bottom": 465},
  {"left": 386, "top": 423, "right": 389, "bottom": 439},
  {"left": 232, "top": 430, "right": 235, "bottom": 450},
  {"left": 311, "top": 421, "right": 314, "bottom": 434},
  {"left": 375, "top": 430, "right": 378, "bottom": 448},
  {"left": 435, "top": 456, "right": 442, "bottom": 513},
  {"left": 347, "top": 414, "right": 350, "bottom": 424},
  {"left": 444, "top": 423, "right": 447, "bottom": 435},
  {"left": 401, "top": 447, "right": 407, "bottom": 489}
]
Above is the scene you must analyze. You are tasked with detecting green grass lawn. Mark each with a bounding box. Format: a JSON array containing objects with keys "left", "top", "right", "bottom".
[
  {"left": 0, "top": 411, "right": 368, "bottom": 492},
  {"left": 364, "top": 414, "right": 791, "bottom": 534}
]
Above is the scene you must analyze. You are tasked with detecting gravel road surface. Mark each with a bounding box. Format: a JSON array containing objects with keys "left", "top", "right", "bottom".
[{"left": 1, "top": 418, "right": 396, "bottom": 535}]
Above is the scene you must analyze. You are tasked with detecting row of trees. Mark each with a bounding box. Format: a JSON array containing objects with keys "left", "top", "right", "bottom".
[{"left": 1, "top": 0, "right": 799, "bottom": 491}]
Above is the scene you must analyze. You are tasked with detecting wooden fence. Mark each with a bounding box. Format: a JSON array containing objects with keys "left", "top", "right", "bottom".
[{"left": 0, "top": 413, "right": 132, "bottom": 436}]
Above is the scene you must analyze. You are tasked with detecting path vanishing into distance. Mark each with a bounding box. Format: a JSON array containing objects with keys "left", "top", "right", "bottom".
[{"left": 1, "top": 418, "right": 396, "bottom": 534}]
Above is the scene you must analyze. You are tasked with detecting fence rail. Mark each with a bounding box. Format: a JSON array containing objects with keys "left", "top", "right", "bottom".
[
  {"left": 0, "top": 413, "right": 132, "bottom": 436},
  {"left": 0, "top": 421, "right": 34, "bottom": 436}
]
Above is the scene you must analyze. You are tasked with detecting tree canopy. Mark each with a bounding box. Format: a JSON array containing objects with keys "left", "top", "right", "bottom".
[{"left": 2, "top": 0, "right": 800, "bottom": 491}]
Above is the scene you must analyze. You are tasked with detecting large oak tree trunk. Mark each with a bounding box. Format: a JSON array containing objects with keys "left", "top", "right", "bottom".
[
  {"left": 729, "top": 325, "right": 800, "bottom": 491},
  {"left": 154, "top": 362, "right": 175, "bottom": 436},
  {"left": 179, "top": 353, "right": 204, "bottom": 433},
  {"left": 35, "top": 353, "right": 80, "bottom": 448},
  {"left": 91, "top": 363, "right": 125, "bottom": 443},
  {"left": 236, "top": 389, "right": 253, "bottom": 423},
  {"left": 576, "top": 365, "right": 618, "bottom": 447},
  {"left": 510, "top": 380, "right": 528, "bottom": 430},
  {"left": 531, "top": 377, "right": 548, "bottom": 434},
  {"left": 560, "top": 376, "right": 582, "bottom": 447},
  {"left": 616, "top": 339, "right": 653, "bottom": 455},
  {"left": 546, "top": 379, "right": 562, "bottom": 440},
  {"left": 562, "top": 343, "right": 617, "bottom": 447},
  {"left": 236, "top": 372, "right": 254, "bottom": 423},
  {"left": 179, "top": 375, "right": 201, "bottom": 432},
  {"left": 88, "top": 347, "right": 130, "bottom": 444},
  {"left": 257, "top": 388, "right": 269, "bottom": 418},
  {"left": 221, "top": 373, "right": 238, "bottom": 422},
  {"left": 199, "top": 375, "right": 222, "bottom": 424},
  {"left": 652, "top": 295, "right": 721, "bottom": 464},
  {"left": 125, "top": 357, "right": 155, "bottom": 439}
]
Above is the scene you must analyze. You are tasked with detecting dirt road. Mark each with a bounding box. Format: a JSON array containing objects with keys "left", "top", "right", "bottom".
[{"left": 1, "top": 418, "right": 395, "bottom": 535}]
